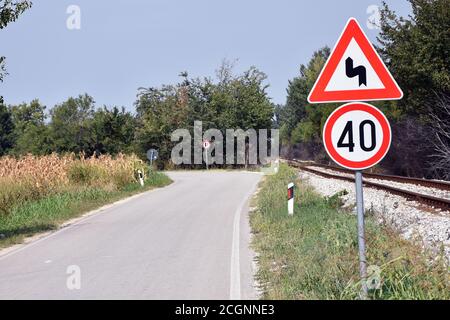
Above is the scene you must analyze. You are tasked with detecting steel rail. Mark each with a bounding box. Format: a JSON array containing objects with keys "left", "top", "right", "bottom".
[{"left": 287, "top": 160, "right": 450, "bottom": 211}]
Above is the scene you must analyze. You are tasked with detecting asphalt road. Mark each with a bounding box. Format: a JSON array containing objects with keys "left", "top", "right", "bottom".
[{"left": 0, "top": 171, "right": 262, "bottom": 300}]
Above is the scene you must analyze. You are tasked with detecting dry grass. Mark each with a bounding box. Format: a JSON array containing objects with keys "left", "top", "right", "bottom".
[
  {"left": 0, "top": 154, "right": 172, "bottom": 247},
  {"left": 0, "top": 153, "right": 146, "bottom": 215}
]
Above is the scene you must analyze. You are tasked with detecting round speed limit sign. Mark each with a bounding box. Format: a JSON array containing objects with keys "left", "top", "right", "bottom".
[{"left": 323, "top": 102, "right": 391, "bottom": 170}]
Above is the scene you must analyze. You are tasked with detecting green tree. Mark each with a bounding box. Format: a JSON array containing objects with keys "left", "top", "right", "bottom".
[
  {"left": 0, "top": 97, "right": 14, "bottom": 155},
  {"left": 291, "top": 121, "right": 315, "bottom": 144},
  {"left": 375, "top": 0, "right": 450, "bottom": 178},
  {"left": 281, "top": 48, "right": 338, "bottom": 143},
  {"left": 9, "top": 99, "right": 52, "bottom": 155},
  {"left": 135, "top": 84, "right": 191, "bottom": 163},
  {"left": 210, "top": 65, "right": 273, "bottom": 130},
  {"left": 50, "top": 94, "right": 95, "bottom": 155},
  {"left": 0, "top": 0, "right": 32, "bottom": 83},
  {"left": 135, "top": 62, "right": 275, "bottom": 166},
  {"left": 378, "top": 0, "right": 450, "bottom": 120},
  {"left": 92, "top": 106, "right": 136, "bottom": 156},
  {"left": 1, "top": 1, "right": 34, "bottom": 153}
]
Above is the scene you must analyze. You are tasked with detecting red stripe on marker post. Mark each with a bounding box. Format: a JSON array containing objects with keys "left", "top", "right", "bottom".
[
  {"left": 288, "top": 183, "right": 294, "bottom": 215},
  {"left": 288, "top": 186, "right": 294, "bottom": 200}
]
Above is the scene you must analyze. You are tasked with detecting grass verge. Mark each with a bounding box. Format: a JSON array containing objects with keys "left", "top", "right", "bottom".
[
  {"left": 0, "top": 171, "right": 172, "bottom": 248},
  {"left": 250, "top": 163, "right": 449, "bottom": 300}
]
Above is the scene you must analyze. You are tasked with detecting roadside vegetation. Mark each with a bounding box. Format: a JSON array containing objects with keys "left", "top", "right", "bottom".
[
  {"left": 251, "top": 164, "right": 449, "bottom": 300},
  {"left": 0, "top": 154, "right": 171, "bottom": 247},
  {"left": 1, "top": 1, "right": 448, "bottom": 177}
]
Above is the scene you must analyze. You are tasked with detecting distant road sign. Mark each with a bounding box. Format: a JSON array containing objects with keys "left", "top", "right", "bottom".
[
  {"left": 202, "top": 140, "right": 211, "bottom": 149},
  {"left": 146, "top": 149, "right": 158, "bottom": 161},
  {"left": 308, "top": 18, "right": 403, "bottom": 103},
  {"left": 323, "top": 102, "right": 391, "bottom": 170}
]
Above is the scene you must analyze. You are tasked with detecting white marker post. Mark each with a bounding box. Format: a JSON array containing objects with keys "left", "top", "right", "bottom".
[
  {"left": 137, "top": 170, "right": 144, "bottom": 187},
  {"left": 288, "top": 183, "right": 294, "bottom": 215}
]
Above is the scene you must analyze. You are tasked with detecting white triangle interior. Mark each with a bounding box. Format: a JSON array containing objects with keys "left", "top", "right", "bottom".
[{"left": 325, "top": 38, "right": 385, "bottom": 92}]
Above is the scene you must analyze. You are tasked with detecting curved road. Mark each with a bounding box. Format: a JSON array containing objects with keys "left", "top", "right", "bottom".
[{"left": 0, "top": 171, "right": 262, "bottom": 300}]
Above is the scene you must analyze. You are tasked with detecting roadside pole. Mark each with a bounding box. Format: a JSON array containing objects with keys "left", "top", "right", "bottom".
[
  {"left": 137, "top": 169, "right": 144, "bottom": 187},
  {"left": 146, "top": 148, "right": 158, "bottom": 170},
  {"left": 355, "top": 171, "right": 368, "bottom": 299},
  {"left": 288, "top": 183, "right": 294, "bottom": 216},
  {"left": 205, "top": 149, "right": 209, "bottom": 171},
  {"left": 307, "top": 18, "right": 402, "bottom": 300}
]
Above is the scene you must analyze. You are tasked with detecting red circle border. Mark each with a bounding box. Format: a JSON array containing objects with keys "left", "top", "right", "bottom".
[{"left": 323, "top": 102, "right": 392, "bottom": 170}]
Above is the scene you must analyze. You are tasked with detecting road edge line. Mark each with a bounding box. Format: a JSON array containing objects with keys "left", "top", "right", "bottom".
[{"left": 230, "top": 177, "right": 261, "bottom": 300}]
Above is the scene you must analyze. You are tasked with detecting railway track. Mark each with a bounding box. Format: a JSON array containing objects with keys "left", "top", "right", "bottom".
[
  {"left": 310, "top": 163, "right": 450, "bottom": 192},
  {"left": 286, "top": 160, "right": 450, "bottom": 212}
]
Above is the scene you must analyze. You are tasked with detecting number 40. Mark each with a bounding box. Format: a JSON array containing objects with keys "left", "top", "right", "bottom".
[{"left": 337, "top": 120, "right": 376, "bottom": 152}]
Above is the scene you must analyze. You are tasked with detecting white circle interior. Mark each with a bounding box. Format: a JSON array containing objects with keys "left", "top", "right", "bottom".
[{"left": 330, "top": 110, "right": 384, "bottom": 162}]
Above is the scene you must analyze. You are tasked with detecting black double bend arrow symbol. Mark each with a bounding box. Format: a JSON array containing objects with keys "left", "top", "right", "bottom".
[{"left": 345, "top": 57, "right": 367, "bottom": 87}]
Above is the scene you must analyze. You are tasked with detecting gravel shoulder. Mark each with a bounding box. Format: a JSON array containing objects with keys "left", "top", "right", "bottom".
[{"left": 299, "top": 170, "right": 450, "bottom": 263}]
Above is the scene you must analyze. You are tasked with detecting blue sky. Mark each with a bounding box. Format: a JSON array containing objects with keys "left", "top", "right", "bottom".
[{"left": 0, "top": 0, "right": 411, "bottom": 111}]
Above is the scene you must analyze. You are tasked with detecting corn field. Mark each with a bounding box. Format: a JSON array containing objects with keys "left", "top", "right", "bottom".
[{"left": 0, "top": 153, "right": 145, "bottom": 215}]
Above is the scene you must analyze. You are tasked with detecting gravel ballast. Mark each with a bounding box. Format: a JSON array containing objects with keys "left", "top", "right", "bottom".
[
  {"left": 307, "top": 166, "right": 450, "bottom": 200},
  {"left": 299, "top": 170, "right": 450, "bottom": 263}
]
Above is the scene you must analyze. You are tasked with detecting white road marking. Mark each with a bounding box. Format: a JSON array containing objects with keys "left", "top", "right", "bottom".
[
  {"left": 0, "top": 171, "right": 262, "bottom": 299},
  {"left": 229, "top": 178, "right": 260, "bottom": 300}
]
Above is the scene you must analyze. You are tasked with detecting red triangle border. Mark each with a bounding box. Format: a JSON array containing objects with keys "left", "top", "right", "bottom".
[{"left": 308, "top": 18, "right": 403, "bottom": 104}]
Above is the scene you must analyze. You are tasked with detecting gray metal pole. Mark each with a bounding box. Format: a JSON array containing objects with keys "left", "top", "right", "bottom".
[
  {"left": 355, "top": 170, "right": 368, "bottom": 299},
  {"left": 205, "top": 149, "right": 209, "bottom": 170}
]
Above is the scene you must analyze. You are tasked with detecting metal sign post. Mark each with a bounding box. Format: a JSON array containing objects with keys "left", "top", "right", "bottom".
[
  {"left": 355, "top": 171, "right": 368, "bottom": 299},
  {"left": 322, "top": 103, "right": 392, "bottom": 299},
  {"left": 146, "top": 149, "right": 158, "bottom": 168}
]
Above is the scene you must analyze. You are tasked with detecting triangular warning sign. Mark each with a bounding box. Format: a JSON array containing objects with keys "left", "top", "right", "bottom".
[{"left": 308, "top": 18, "right": 403, "bottom": 104}]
